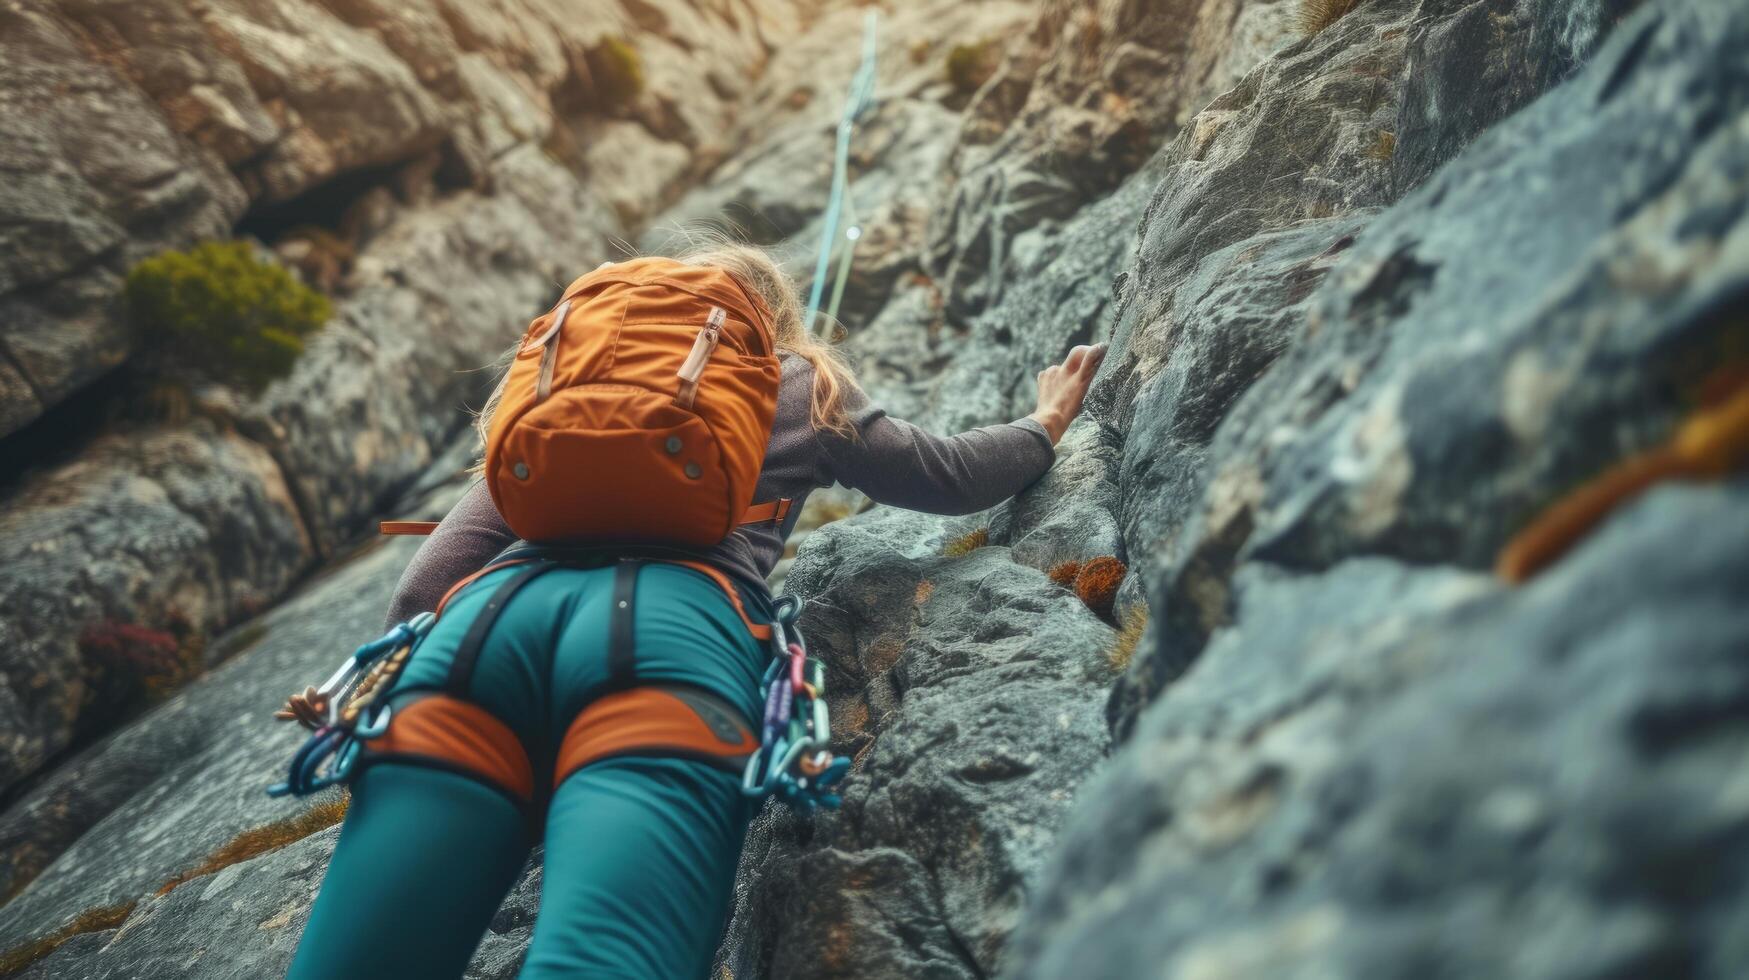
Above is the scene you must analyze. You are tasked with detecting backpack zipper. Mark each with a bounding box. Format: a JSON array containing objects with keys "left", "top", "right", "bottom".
[{"left": 674, "top": 306, "right": 725, "bottom": 409}]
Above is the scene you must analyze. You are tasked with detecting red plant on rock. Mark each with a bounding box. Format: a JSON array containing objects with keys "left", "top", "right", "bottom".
[
  {"left": 1073, "top": 556, "right": 1127, "bottom": 619},
  {"left": 1047, "top": 559, "right": 1082, "bottom": 587},
  {"left": 77, "top": 619, "right": 202, "bottom": 710},
  {"left": 78, "top": 622, "right": 180, "bottom": 675}
]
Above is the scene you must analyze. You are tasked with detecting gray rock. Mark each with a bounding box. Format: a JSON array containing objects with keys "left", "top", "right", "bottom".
[
  {"left": 1013, "top": 479, "right": 1749, "bottom": 979},
  {"left": 15, "top": 825, "right": 340, "bottom": 980},
  {"left": 0, "top": 422, "right": 314, "bottom": 804},
  {"left": 0, "top": 0, "right": 805, "bottom": 437},
  {"left": 0, "top": 2, "right": 245, "bottom": 437},
  {"left": 717, "top": 509, "right": 1118, "bottom": 979},
  {"left": 0, "top": 535, "right": 410, "bottom": 938},
  {"left": 929, "top": 0, "right": 1297, "bottom": 318},
  {"left": 1114, "top": 0, "right": 1749, "bottom": 732}
]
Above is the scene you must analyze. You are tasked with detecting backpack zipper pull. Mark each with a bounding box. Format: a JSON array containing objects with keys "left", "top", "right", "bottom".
[{"left": 674, "top": 306, "right": 725, "bottom": 409}]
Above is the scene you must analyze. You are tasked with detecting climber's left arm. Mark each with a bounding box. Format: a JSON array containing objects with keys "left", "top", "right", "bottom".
[{"left": 383, "top": 480, "right": 516, "bottom": 627}]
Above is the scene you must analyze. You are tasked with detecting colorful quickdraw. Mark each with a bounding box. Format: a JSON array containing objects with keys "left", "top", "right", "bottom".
[
  {"left": 266, "top": 612, "right": 434, "bottom": 797},
  {"left": 741, "top": 595, "right": 850, "bottom": 811}
]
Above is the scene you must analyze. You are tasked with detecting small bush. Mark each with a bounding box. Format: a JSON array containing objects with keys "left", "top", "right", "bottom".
[
  {"left": 77, "top": 621, "right": 199, "bottom": 716},
  {"left": 1298, "top": 0, "right": 1361, "bottom": 34},
  {"left": 1073, "top": 556, "right": 1127, "bottom": 620},
  {"left": 587, "top": 37, "right": 644, "bottom": 110},
  {"left": 125, "top": 240, "right": 329, "bottom": 392},
  {"left": 941, "top": 526, "right": 989, "bottom": 558},
  {"left": 946, "top": 41, "right": 998, "bottom": 94},
  {"left": 1047, "top": 559, "right": 1082, "bottom": 588}
]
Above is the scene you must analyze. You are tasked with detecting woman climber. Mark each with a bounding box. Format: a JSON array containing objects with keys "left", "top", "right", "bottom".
[{"left": 282, "top": 243, "right": 1105, "bottom": 979}]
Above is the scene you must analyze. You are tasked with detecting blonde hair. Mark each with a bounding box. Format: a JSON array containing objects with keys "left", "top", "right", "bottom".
[
  {"left": 472, "top": 239, "right": 858, "bottom": 468},
  {"left": 675, "top": 240, "right": 858, "bottom": 437}
]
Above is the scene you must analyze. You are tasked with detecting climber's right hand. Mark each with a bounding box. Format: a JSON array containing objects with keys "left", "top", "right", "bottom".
[{"left": 1029, "top": 343, "right": 1107, "bottom": 444}]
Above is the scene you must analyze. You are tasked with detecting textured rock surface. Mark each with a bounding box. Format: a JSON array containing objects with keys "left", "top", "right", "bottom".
[
  {"left": 1112, "top": 0, "right": 1749, "bottom": 729},
  {"left": 1015, "top": 480, "right": 1749, "bottom": 978},
  {"left": 0, "top": 2, "right": 246, "bottom": 435},
  {"left": 0, "top": 0, "right": 806, "bottom": 438},
  {"left": 4, "top": 0, "right": 1748, "bottom": 976},
  {"left": 718, "top": 510, "right": 1118, "bottom": 979},
  {"left": 0, "top": 532, "right": 414, "bottom": 934},
  {"left": 724, "top": 0, "right": 1749, "bottom": 975}
]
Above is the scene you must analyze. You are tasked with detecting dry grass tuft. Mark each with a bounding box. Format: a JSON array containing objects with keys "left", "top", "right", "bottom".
[
  {"left": 941, "top": 527, "right": 989, "bottom": 558},
  {"left": 1367, "top": 129, "right": 1397, "bottom": 161},
  {"left": 1108, "top": 607, "right": 1150, "bottom": 673},
  {"left": 156, "top": 797, "right": 349, "bottom": 896},
  {"left": 1298, "top": 0, "right": 1361, "bottom": 35},
  {"left": 1498, "top": 376, "right": 1749, "bottom": 582},
  {"left": 1073, "top": 556, "right": 1128, "bottom": 620},
  {"left": 1047, "top": 560, "right": 1082, "bottom": 587},
  {"left": 0, "top": 903, "right": 135, "bottom": 976}
]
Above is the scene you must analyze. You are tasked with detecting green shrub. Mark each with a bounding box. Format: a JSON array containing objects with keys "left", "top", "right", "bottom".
[
  {"left": 946, "top": 41, "right": 997, "bottom": 94},
  {"left": 588, "top": 37, "right": 644, "bottom": 109},
  {"left": 125, "top": 240, "right": 329, "bottom": 392}
]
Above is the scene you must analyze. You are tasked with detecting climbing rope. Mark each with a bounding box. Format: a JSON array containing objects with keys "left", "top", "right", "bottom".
[
  {"left": 823, "top": 198, "right": 862, "bottom": 331},
  {"left": 804, "top": 9, "right": 880, "bottom": 337},
  {"left": 741, "top": 595, "right": 850, "bottom": 811},
  {"left": 266, "top": 612, "right": 434, "bottom": 797}
]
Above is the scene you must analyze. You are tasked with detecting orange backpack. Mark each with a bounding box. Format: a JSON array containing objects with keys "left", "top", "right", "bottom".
[{"left": 480, "top": 257, "right": 788, "bottom": 548}]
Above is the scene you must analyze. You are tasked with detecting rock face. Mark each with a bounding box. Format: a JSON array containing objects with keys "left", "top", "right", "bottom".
[
  {"left": 723, "top": 0, "right": 1749, "bottom": 974},
  {"left": 3, "top": 0, "right": 1748, "bottom": 976}
]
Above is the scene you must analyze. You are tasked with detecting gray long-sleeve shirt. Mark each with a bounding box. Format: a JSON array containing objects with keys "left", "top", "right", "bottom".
[{"left": 385, "top": 354, "right": 1056, "bottom": 625}]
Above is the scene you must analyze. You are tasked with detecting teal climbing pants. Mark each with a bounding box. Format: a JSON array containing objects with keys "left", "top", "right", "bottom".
[{"left": 286, "top": 561, "right": 770, "bottom": 979}]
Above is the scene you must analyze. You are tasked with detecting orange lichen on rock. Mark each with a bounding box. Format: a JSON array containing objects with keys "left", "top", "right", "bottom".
[
  {"left": 942, "top": 527, "right": 989, "bottom": 558},
  {"left": 0, "top": 902, "right": 135, "bottom": 976},
  {"left": 155, "top": 796, "right": 349, "bottom": 896},
  {"left": 1047, "top": 559, "right": 1082, "bottom": 587},
  {"left": 1073, "top": 556, "right": 1128, "bottom": 619},
  {"left": 1498, "top": 381, "right": 1749, "bottom": 583}
]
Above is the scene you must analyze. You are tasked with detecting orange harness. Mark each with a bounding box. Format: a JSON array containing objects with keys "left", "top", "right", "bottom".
[{"left": 357, "top": 548, "right": 768, "bottom": 807}]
